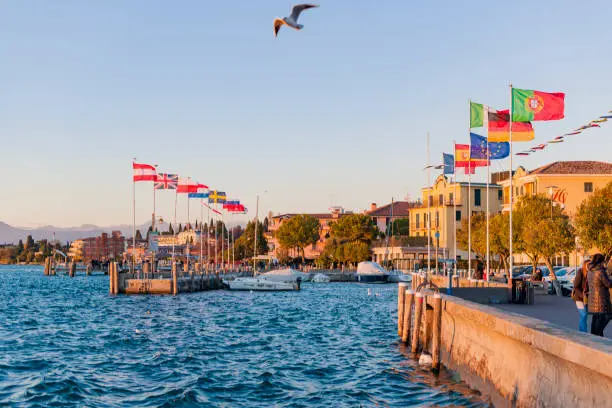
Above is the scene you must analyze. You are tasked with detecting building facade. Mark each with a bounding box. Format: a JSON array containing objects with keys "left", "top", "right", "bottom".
[
  {"left": 409, "top": 174, "right": 503, "bottom": 259},
  {"left": 68, "top": 231, "right": 125, "bottom": 261},
  {"left": 366, "top": 201, "right": 420, "bottom": 234},
  {"left": 497, "top": 161, "right": 612, "bottom": 216}
]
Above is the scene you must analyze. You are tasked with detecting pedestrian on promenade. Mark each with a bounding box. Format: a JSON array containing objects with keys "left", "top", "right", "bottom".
[
  {"left": 531, "top": 267, "right": 543, "bottom": 282},
  {"left": 571, "top": 260, "right": 589, "bottom": 333},
  {"left": 587, "top": 254, "right": 611, "bottom": 337},
  {"left": 475, "top": 257, "right": 484, "bottom": 280}
]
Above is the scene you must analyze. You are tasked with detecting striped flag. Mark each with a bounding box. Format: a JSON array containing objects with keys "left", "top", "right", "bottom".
[
  {"left": 133, "top": 162, "right": 157, "bottom": 182},
  {"left": 155, "top": 173, "right": 178, "bottom": 190},
  {"left": 188, "top": 187, "right": 210, "bottom": 199}
]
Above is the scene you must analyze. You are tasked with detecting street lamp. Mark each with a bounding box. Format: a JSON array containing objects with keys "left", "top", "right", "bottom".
[
  {"left": 253, "top": 190, "right": 268, "bottom": 274},
  {"left": 546, "top": 185, "right": 558, "bottom": 219}
]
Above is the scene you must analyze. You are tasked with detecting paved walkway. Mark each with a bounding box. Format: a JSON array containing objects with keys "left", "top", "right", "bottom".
[{"left": 491, "top": 295, "right": 612, "bottom": 339}]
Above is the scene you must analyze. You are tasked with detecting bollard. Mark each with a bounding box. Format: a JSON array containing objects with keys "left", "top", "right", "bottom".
[
  {"left": 190, "top": 272, "right": 195, "bottom": 293},
  {"left": 411, "top": 293, "right": 424, "bottom": 353},
  {"left": 44, "top": 257, "right": 50, "bottom": 276},
  {"left": 397, "top": 283, "right": 408, "bottom": 336},
  {"left": 402, "top": 290, "right": 414, "bottom": 343},
  {"left": 431, "top": 294, "right": 443, "bottom": 372},
  {"left": 421, "top": 294, "right": 430, "bottom": 352},
  {"left": 69, "top": 262, "right": 76, "bottom": 278},
  {"left": 172, "top": 262, "right": 178, "bottom": 295},
  {"left": 113, "top": 262, "right": 120, "bottom": 294},
  {"left": 109, "top": 262, "right": 114, "bottom": 294}
]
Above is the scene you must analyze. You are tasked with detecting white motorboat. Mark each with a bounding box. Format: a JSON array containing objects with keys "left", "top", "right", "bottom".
[
  {"left": 261, "top": 268, "right": 309, "bottom": 282},
  {"left": 356, "top": 262, "right": 389, "bottom": 283},
  {"left": 311, "top": 273, "right": 331, "bottom": 283},
  {"left": 225, "top": 276, "right": 300, "bottom": 291}
]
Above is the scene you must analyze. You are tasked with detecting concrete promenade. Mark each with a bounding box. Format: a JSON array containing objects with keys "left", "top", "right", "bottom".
[{"left": 491, "top": 295, "right": 612, "bottom": 339}]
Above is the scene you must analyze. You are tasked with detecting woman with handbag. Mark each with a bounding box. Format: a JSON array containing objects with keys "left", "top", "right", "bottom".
[
  {"left": 587, "top": 254, "right": 612, "bottom": 336},
  {"left": 572, "top": 260, "right": 589, "bottom": 332}
]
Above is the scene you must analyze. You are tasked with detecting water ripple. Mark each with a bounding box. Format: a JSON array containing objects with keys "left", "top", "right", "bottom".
[{"left": 0, "top": 266, "right": 488, "bottom": 407}]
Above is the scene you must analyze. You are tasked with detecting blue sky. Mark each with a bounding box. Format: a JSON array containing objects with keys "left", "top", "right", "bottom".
[{"left": 1, "top": 0, "right": 611, "bottom": 228}]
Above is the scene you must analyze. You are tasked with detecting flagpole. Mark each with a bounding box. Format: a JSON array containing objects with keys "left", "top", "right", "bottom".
[
  {"left": 132, "top": 164, "right": 137, "bottom": 277},
  {"left": 152, "top": 165, "right": 157, "bottom": 277},
  {"left": 468, "top": 166, "right": 472, "bottom": 279},
  {"left": 200, "top": 199, "right": 204, "bottom": 273},
  {"left": 172, "top": 189, "right": 177, "bottom": 266},
  {"left": 206, "top": 203, "right": 210, "bottom": 275},
  {"left": 214, "top": 205, "right": 218, "bottom": 274},
  {"left": 509, "top": 83, "right": 514, "bottom": 290},
  {"left": 453, "top": 140, "right": 457, "bottom": 277},
  {"left": 232, "top": 213, "right": 235, "bottom": 270},
  {"left": 221, "top": 211, "right": 225, "bottom": 273},
  {"left": 427, "top": 133, "right": 431, "bottom": 276},
  {"left": 254, "top": 195, "right": 259, "bottom": 275},
  {"left": 486, "top": 141, "right": 490, "bottom": 282}
]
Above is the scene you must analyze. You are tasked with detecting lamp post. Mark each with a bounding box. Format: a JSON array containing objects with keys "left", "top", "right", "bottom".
[{"left": 253, "top": 190, "right": 268, "bottom": 275}]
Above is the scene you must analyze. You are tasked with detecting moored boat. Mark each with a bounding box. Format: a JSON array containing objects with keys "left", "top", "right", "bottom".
[
  {"left": 225, "top": 276, "right": 300, "bottom": 291},
  {"left": 356, "top": 261, "right": 389, "bottom": 283},
  {"left": 312, "top": 273, "right": 331, "bottom": 283}
]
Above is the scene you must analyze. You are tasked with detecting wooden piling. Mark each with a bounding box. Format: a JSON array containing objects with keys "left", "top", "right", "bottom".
[
  {"left": 411, "top": 293, "right": 424, "bottom": 353},
  {"left": 422, "top": 295, "right": 432, "bottom": 353},
  {"left": 402, "top": 290, "right": 414, "bottom": 343},
  {"left": 69, "top": 262, "right": 76, "bottom": 278},
  {"left": 431, "top": 294, "right": 443, "bottom": 372},
  {"left": 172, "top": 262, "right": 178, "bottom": 295},
  {"left": 113, "top": 262, "right": 120, "bottom": 294},
  {"left": 109, "top": 262, "right": 115, "bottom": 294},
  {"left": 397, "top": 283, "right": 407, "bottom": 336},
  {"left": 44, "top": 257, "right": 50, "bottom": 276}
]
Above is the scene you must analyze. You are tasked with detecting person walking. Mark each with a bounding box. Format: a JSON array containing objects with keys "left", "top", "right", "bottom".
[
  {"left": 572, "top": 260, "right": 589, "bottom": 333},
  {"left": 587, "top": 254, "right": 611, "bottom": 337}
]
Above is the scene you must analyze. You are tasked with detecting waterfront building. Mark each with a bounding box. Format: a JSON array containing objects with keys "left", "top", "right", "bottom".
[
  {"left": 366, "top": 201, "right": 420, "bottom": 234},
  {"left": 68, "top": 231, "right": 125, "bottom": 261},
  {"left": 266, "top": 207, "right": 353, "bottom": 260},
  {"left": 496, "top": 160, "right": 612, "bottom": 215},
  {"left": 409, "top": 174, "right": 503, "bottom": 260},
  {"left": 154, "top": 229, "right": 202, "bottom": 247}
]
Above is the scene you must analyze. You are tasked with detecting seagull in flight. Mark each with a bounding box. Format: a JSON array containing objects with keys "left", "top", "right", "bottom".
[{"left": 274, "top": 4, "right": 319, "bottom": 37}]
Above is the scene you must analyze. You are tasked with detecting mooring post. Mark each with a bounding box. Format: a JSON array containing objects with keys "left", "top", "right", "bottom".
[
  {"left": 402, "top": 289, "right": 414, "bottom": 343},
  {"left": 109, "top": 262, "right": 114, "bottom": 294},
  {"left": 172, "top": 262, "right": 178, "bottom": 295},
  {"left": 68, "top": 261, "right": 76, "bottom": 278},
  {"left": 397, "top": 283, "right": 407, "bottom": 336},
  {"left": 411, "top": 292, "right": 424, "bottom": 353},
  {"left": 432, "top": 294, "right": 442, "bottom": 372},
  {"left": 113, "top": 262, "right": 120, "bottom": 294},
  {"left": 44, "top": 257, "right": 50, "bottom": 276},
  {"left": 421, "top": 294, "right": 430, "bottom": 351}
]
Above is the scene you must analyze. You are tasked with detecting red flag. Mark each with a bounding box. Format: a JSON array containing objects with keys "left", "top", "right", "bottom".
[
  {"left": 133, "top": 162, "right": 157, "bottom": 182},
  {"left": 177, "top": 178, "right": 198, "bottom": 193}
]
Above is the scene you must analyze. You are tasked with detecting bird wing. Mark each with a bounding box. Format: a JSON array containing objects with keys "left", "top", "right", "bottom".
[
  {"left": 273, "top": 18, "right": 285, "bottom": 37},
  {"left": 290, "top": 4, "right": 318, "bottom": 22}
]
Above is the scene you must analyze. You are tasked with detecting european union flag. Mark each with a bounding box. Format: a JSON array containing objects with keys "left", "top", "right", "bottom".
[
  {"left": 443, "top": 153, "right": 454, "bottom": 175},
  {"left": 470, "top": 132, "right": 509, "bottom": 160}
]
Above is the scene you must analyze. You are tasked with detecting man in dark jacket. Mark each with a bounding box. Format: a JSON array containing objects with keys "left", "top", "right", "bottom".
[
  {"left": 572, "top": 260, "right": 589, "bottom": 332},
  {"left": 587, "top": 254, "right": 611, "bottom": 336}
]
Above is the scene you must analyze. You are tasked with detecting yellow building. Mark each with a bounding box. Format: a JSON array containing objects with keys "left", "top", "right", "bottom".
[
  {"left": 498, "top": 161, "right": 612, "bottom": 215},
  {"left": 68, "top": 239, "right": 84, "bottom": 261},
  {"left": 409, "top": 174, "right": 503, "bottom": 259}
]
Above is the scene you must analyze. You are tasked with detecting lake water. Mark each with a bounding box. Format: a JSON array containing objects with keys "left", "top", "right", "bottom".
[{"left": 0, "top": 265, "right": 487, "bottom": 407}]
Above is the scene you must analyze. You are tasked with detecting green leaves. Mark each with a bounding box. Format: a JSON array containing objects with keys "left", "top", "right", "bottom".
[
  {"left": 277, "top": 214, "right": 320, "bottom": 261},
  {"left": 575, "top": 181, "right": 612, "bottom": 261}
]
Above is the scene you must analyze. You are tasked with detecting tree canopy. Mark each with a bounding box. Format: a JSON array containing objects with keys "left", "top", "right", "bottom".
[
  {"left": 319, "top": 214, "right": 377, "bottom": 267},
  {"left": 276, "top": 214, "right": 320, "bottom": 262},
  {"left": 233, "top": 220, "right": 268, "bottom": 261},
  {"left": 575, "top": 181, "right": 612, "bottom": 261}
]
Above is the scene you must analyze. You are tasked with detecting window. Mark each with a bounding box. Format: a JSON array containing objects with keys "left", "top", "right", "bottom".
[
  {"left": 415, "top": 214, "right": 420, "bottom": 229},
  {"left": 439, "top": 194, "right": 444, "bottom": 206},
  {"left": 520, "top": 186, "right": 524, "bottom": 196},
  {"left": 474, "top": 189, "right": 482, "bottom": 207},
  {"left": 435, "top": 211, "right": 439, "bottom": 228},
  {"left": 428, "top": 195, "right": 433, "bottom": 206},
  {"left": 449, "top": 192, "right": 454, "bottom": 204},
  {"left": 456, "top": 210, "right": 461, "bottom": 221},
  {"left": 498, "top": 190, "right": 503, "bottom": 200},
  {"left": 584, "top": 182, "right": 593, "bottom": 193}
]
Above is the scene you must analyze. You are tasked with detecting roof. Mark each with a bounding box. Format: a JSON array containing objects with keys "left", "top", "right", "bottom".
[
  {"left": 367, "top": 201, "right": 420, "bottom": 217},
  {"left": 528, "top": 161, "right": 612, "bottom": 175},
  {"left": 272, "top": 213, "right": 349, "bottom": 220}
]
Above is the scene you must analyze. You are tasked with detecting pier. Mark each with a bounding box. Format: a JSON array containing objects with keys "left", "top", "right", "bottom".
[{"left": 397, "top": 275, "right": 612, "bottom": 407}]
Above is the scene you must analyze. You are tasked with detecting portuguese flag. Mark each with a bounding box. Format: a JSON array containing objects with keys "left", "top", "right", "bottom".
[
  {"left": 488, "top": 110, "right": 534, "bottom": 142},
  {"left": 512, "top": 88, "right": 565, "bottom": 122}
]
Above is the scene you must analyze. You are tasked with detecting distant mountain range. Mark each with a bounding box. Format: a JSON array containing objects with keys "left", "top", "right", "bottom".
[{"left": 0, "top": 221, "right": 150, "bottom": 245}]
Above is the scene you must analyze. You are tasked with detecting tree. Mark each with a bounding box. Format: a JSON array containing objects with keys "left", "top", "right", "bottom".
[
  {"left": 575, "top": 181, "right": 612, "bottom": 262},
  {"left": 25, "top": 235, "right": 35, "bottom": 250},
  {"left": 168, "top": 223, "right": 174, "bottom": 235},
  {"left": 178, "top": 223, "right": 183, "bottom": 233},
  {"left": 390, "top": 218, "right": 410, "bottom": 236},
  {"left": 16, "top": 239, "right": 24, "bottom": 255},
  {"left": 233, "top": 220, "right": 268, "bottom": 261},
  {"left": 515, "top": 194, "right": 574, "bottom": 295},
  {"left": 135, "top": 229, "right": 143, "bottom": 241},
  {"left": 457, "top": 213, "right": 487, "bottom": 265},
  {"left": 263, "top": 217, "right": 269, "bottom": 232},
  {"left": 321, "top": 214, "right": 377, "bottom": 266},
  {"left": 276, "top": 214, "right": 320, "bottom": 262}
]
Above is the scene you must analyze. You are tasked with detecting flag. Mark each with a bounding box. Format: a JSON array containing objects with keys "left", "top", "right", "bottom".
[
  {"left": 565, "top": 131, "right": 581, "bottom": 136},
  {"left": 531, "top": 144, "right": 546, "bottom": 150},
  {"left": 208, "top": 190, "right": 227, "bottom": 204},
  {"left": 203, "top": 202, "right": 222, "bottom": 215},
  {"left": 470, "top": 102, "right": 485, "bottom": 128},
  {"left": 177, "top": 178, "right": 203, "bottom": 193},
  {"left": 133, "top": 162, "right": 157, "bottom": 182},
  {"left": 548, "top": 139, "right": 564, "bottom": 144},
  {"left": 516, "top": 152, "right": 530, "bottom": 156},
  {"left": 188, "top": 186, "right": 210, "bottom": 199},
  {"left": 155, "top": 173, "right": 178, "bottom": 190},
  {"left": 455, "top": 144, "right": 488, "bottom": 169},
  {"left": 512, "top": 88, "right": 565, "bottom": 122},
  {"left": 470, "top": 133, "right": 510, "bottom": 160},
  {"left": 488, "top": 110, "right": 535, "bottom": 142},
  {"left": 443, "top": 153, "right": 454, "bottom": 175}
]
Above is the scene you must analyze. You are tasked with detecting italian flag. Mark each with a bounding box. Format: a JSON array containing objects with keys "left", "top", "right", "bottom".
[{"left": 512, "top": 88, "right": 565, "bottom": 122}]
